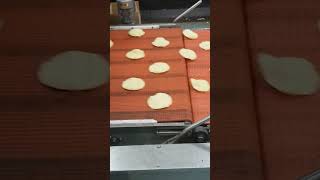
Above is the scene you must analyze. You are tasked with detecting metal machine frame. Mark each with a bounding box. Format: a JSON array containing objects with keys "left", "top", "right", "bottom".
[
  {"left": 110, "top": 2, "right": 210, "bottom": 178},
  {"left": 110, "top": 119, "right": 210, "bottom": 146},
  {"left": 111, "top": 143, "right": 210, "bottom": 180}
]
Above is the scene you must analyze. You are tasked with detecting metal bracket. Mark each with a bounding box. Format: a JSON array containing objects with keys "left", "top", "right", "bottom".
[
  {"left": 110, "top": 121, "right": 192, "bottom": 146},
  {"left": 110, "top": 23, "right": 177, "bottom": 30}
]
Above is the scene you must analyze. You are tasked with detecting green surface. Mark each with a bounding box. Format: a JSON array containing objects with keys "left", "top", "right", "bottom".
[
  {"left": 258, "top": 53, "right": 320, "bottom": 95},
  {"left": 38, "top": 51, "right": 108, "bottom": 91}
]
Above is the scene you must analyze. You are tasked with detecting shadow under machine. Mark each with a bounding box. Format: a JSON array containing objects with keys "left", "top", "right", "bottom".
[{"left": 110, "top": 0, "right": 210, "bottom": 179}]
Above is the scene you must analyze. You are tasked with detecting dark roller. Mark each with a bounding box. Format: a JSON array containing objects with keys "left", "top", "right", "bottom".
[
  {"left": 38, "top": 51, "right": 108, "bottom": 91},
  {"left": 257, "top": 53, "right": 320, "bottom": 95}
]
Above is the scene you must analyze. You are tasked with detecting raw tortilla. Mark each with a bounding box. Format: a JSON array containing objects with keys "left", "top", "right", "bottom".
[
  {"left": 258, "top": 53, "right": 320, "bottom": 95},
  {"left": 152, "top": 37, "right": 170, "bottom": 47},
  {"left": 149, "top": 62, "right": 170, "bottom": 74},
  {"left": 37, "top": 51, "right": 108, "bottom": 91},
  {"left": 179, "top": 48, "right": 197, "bottom": 60},
  {"left": 182, "top": 29, "right": 198, "bottom": 39},
  {"left": 122, "top": 77, "right": 145, "bottom": 91},
  {"left": 110, "top": 40, "right": 113, "bottom": 48},
  {"left": 128, "top": 28, "right": 145, "bottom": 37},
  {"left": 190, "top": 78, "right": 210, "bottom": 92},
  {"left": 126, "top": 49, "right": 145, "bottom": 60},
  {"left": 199, "top": 41, "right": 210, "bottom": 51},
  {"left": 147, "top": 93, "right": 172, "bottom": 110}
]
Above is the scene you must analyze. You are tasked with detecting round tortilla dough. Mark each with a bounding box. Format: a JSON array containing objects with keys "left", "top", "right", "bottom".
[
  {"left": 190, "top": 78, "right": 210, "bottom": 92},
  {"left": 126, "top": 49, "right": 145, "bottom": 60},
  {"left": 199, "top": 41, "right": 210, "bottom": 50},
  {"left": 149, "top": 62, "right": 170, "bottom": 74},
  {"left": 128, "top": 28, "right": 145, "bottom": 37},
  {"left": 38, "top": 51, "right": 108, "bottom": 91},
  {"left": 110, "top": 40, "right": 113, "bottom": 48},
  {"left": 182, "top": 29, "right": 198, "bottom": 39},
  {"left": 152, "top": 37, "right": 170, "bottom": 47},
  {"left": 179, "top": 48, "right": 197, "bottom": 60},
  {"left": 122, "top": 77, "right": 145, "bottom": 91},
  {"left": 258, "top": 53, "right": 320, "bottom": 95},
  {"left": 147, "top": 93, "right": 172, "bottom": 110}
]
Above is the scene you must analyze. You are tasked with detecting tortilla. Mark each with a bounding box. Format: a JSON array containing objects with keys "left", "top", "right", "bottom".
[
  {"left": 110, "top": 40, "right": 114, "bottom": 48},
  {"left": 126, "top": 49, "right": 145, "bottom": 60},
  {"left": 122, "top": 77, "right": 145, "bottom": 91},
  {"left": 147, "top": 93, "right": 172, "bottom": 110},
  {"left": 128, "top": 28, "right": 145, "bottom": 37},
  {"left": 190, "top": 78, "right": 210, "bottom": 92},
  {"left": 199, "top": 41, "right": 210, "bottom": 51},
  {"left": 183, "top": 29, "right": 198, "bottom": 39},
  {"left": 152, "top": 37, "right": 170, "bottom": 48},
  {"left": 149, "top": 62, "right": 170, "bottom": 74},
  {"left": 38, "top": 51, "right": 108, "bottom": 91},
  {"left": 179, "top": 48, "right": 197, "bottom": 60},
  {"left": 258, "top": 53, "right": 320, "bottom": 95}
]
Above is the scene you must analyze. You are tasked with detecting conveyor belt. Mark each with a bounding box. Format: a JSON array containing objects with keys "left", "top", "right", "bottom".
[
  {"left": 184, "top": 29, "right": 210, "bottom": 123},
  {"left": 110, "top": 28, "right": 210, "bottom": 123},
  {"left": 110, "top": 28, "right": 193, "bottom": 122}
]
